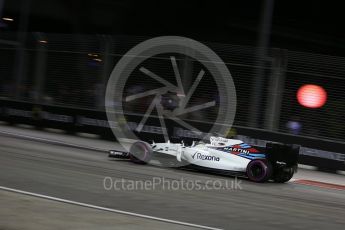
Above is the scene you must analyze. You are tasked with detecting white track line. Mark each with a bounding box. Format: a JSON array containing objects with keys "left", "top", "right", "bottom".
[{"left": 0, "top": 186, "right": 222, "bottom": 230}]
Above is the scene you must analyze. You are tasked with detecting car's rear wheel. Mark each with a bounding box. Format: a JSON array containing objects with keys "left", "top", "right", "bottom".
[
  {"left": 129, "top": 141, "right": 152, "bottom": 164},
  {"left": 246, "top": 159, "right": 272, "bottom": 182},
  {"left": 273, "top": 165, "right": 295, "bottom": 183}
]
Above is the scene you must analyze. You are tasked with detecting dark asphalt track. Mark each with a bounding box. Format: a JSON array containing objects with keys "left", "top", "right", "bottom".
[{"left": 0, "top": 134, "right": 344, "bottom": 230}]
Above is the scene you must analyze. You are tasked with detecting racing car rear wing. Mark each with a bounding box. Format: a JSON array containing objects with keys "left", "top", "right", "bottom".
[{"left": 265, "top": 143, "right": 300, "bottom": 166}]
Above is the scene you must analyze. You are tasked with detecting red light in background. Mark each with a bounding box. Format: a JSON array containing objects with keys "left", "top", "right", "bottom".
[{"left": 297, "top": 84, "right": 327, "bottom": 108}]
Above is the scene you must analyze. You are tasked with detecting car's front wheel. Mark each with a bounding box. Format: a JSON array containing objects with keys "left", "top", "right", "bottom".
[{"left": 129, "top": 141, "right": 152, "bottom": 164}]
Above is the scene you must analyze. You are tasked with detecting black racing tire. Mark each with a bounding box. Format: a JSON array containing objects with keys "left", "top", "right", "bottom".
[
  {"left": 246, "top": 159, "right": 272, "bottom": 183},
  {"left": 273, "top": 166, "right": 295, "bottom": 183},
  {"left": 129, "top": 141, "right": 152, "bottom": 164}
]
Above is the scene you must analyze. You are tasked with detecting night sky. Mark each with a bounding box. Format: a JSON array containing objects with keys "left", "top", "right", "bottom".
[{"left": 1, "top": 0, "right": 345, "bottom": 55}]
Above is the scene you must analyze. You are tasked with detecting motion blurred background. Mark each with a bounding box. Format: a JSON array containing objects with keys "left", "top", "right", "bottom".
[
  {"left": 0, "top": 0, "right": 344, "bottom": 144},
  {"left": 1, "top": 3, "right": 345, "bottom": 229}
]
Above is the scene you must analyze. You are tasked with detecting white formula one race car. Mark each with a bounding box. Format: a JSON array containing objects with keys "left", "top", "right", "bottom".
[{"left": 109, "top": 136, "right": 299, "bottom": 183}]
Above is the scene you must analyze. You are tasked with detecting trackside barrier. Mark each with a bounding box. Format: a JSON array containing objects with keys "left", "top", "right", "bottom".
[{"left": 0, "top": 99, "right": 344, "bottom": 171}]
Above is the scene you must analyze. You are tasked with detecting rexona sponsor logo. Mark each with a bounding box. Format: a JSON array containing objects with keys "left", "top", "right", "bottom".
[{"left": 192, "top": 152, "right": 220, "bottom": 161}]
